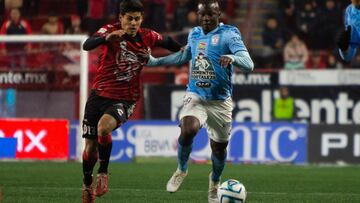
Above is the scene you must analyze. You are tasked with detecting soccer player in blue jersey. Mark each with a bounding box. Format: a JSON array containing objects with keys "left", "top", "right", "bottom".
[
  {"left": 147, "top": 0, "right": 253, "bottom": 202},
  {"left": 337, "top": 0, "right": 360, "bottom": 61}
]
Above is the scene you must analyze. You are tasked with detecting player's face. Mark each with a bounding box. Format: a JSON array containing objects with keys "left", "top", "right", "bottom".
[
  {"left": 120, "top": 12, "right": 143, "bottom": 37},
  {"left": 197, "top": 3, "right": 220, "bottom": 34},
  {"left": 352, "top": 0, "right": 360, "bottom": 8}
]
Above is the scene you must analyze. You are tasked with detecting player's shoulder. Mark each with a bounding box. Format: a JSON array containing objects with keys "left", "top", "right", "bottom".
[
  {"left": 218, "top": 24, "right": 241, "bottom": 36},
  {"left": 97, "top": 22, "right": 120, "bottom": 33},
  {"left": 189, "top": 26, "right": 202, "bottom": 36},
  {"left": 346, "top": 4, "right": 354, "bottom": 14},
  {"left": 138, "top": 28, "right": 162, "bottom": 40},
  {"left": 138, "top": 27, "right": 152, "bottom": 34}
]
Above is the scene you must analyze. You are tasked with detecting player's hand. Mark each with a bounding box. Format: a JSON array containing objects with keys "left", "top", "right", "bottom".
[
  {"left": 337, "top": 25, "right": 351, "bottom": 52},
  {"left": 220, "top": 55, "right": 233, "bottom": 68},
  {"left": 137, "top": 49, "right": 150, "bottom": 64},
  {"left": 106, "top": 30, "right": 126, "bottom": 42}
]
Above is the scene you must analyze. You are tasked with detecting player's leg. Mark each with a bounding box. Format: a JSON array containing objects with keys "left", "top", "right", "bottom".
[
  {"left": 205, "top": 97, "right": 233, "bottom": 203},
  {"left": 83, "top": 138, "right": 99, "bottom": 185},
  {"left": 177, "top": 116, "right": 200, "bottom": 172},
  {"left": 96, "top": 102, "right": 135, "bottom": 197},
  {"left": 167, "top": 93, "right": 207, "bottom": 192},
  {"left": 97, "top": 114, "right": 117, "bottom": 174},
  {"left": 208, "top": 140, "right": 228, "bottom": 203},
  {"left": 81, "top": 91, "right": 102, "bottom": 203},
  {"left": 95, "top": 114, "right": 117, "bottom": 197},
  {"left": 82, "top": 138, "right": 98, "bottom": 203}
]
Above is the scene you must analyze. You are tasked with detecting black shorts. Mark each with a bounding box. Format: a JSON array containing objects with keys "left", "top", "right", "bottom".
[{"left": 82, "top": 90, "right": 136, "bottom": 139}]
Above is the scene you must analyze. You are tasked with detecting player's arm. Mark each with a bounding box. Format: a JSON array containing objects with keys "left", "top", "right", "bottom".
[
  {"left": 221, "top": 27, "right": 254, "bottom": 72},
  {"left": 337, "top": 7, "right": 359, "bottom": 62},
  {"left": 147, "top": 45, "right": 192, "bottom": 66},
  {"left": 221, "top": 51, "right": 254, "bottom": 72},
  {"left": 83, "top": 25, "right": 125, "bottom": 51},
  {"left": 155, "top": 36, "right": 182, "bottom": 52},
  {"left": 339, "top": 46, "right": 357, "bottom": 62},
  {"left": 337, "top": 24, "right": 356, "bottom": 61},
  {"left": 82, "top": 36, "right": 107, "bottom": 51}
]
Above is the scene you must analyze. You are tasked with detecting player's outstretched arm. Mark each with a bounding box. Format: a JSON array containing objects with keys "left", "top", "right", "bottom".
[
  {"left": 83, "top": 30, "right": 125, "bottom": 51},
  {"left": 156, "top": 36, "right": 182, "bottom": 52},
  {"left": 221, "top": 51, "right": 254, "bottom": 72},
  {"left": 147, "top": 46, "right": 191, "bottom": 67},
  {"left": 83, "top": 36, "right": 107, "bottom": 51}
]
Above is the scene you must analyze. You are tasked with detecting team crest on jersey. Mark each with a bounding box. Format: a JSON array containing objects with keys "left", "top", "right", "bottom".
[
  {"left": 211, "top": 34, "right": 219, "bottom": 46},
  {"left": 192, "top": 53, "right": 216, "bottom": 80},
  {"left": 114, "top": 41, "right": 142, "bottom": 82},
  {"left": 119, "top": 41, "right": 138, "bottom": 62},
  {"left": 198, "top": 42, "right": 207, "bottom": 50}
]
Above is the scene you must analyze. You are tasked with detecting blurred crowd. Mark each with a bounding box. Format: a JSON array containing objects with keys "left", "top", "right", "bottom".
[
  {"left": 0, "top": 0, "right": 236, "bottom": 71},
  {"left": 259, "top": 0, "right": 356, "bottom": 69},
  {"left": 0, "top": 0, "right": 357, "bottom": 71},
  {"left": 0, "top": 0, "right": 236, "bottom": 43}
]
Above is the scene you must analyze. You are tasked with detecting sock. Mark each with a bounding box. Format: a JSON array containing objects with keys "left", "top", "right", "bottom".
[
  {"left": 177, "top": 136, "right": 192, "bottom": 172},
  {"left": 211, "top": 151, "right": 227, "bottom": 182},
  {"left": 98, "top": 134, "right": 112, "bottom": 174},
  {"left": 82, "top": 150, "right": 98, "bottom": 186}
]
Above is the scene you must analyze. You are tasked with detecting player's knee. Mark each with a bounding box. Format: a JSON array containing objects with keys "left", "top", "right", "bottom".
[
  {"left": 97, "top": 125, "right": 111, "bottom": 137},
  {"left": 181, "top": 126, "right": 198, "bottom": 138}
]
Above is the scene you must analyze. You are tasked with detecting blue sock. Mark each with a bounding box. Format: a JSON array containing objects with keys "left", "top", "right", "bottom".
[
  {"left": 177, "top": 143, "right": 192, "bottom": 172},
  {"left": 211, "top": 152, "right": 227, "bottom": 182}
]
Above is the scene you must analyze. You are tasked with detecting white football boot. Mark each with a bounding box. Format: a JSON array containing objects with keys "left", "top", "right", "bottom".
[
  {"left": 208, "top": 172, "right": 220, "bottom": 203},
  {"left": 166, "top": 168, "right": 188, "bottom": 193}
]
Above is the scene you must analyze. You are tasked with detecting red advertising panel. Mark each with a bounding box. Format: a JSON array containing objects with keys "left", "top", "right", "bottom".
[{"left": 0, "top": 119, "right": 69, "bottom": 160}]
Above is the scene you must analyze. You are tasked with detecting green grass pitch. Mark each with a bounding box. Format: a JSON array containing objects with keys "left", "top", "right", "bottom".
[{"left": 0, "top": 161, "right": 360, "bottom": 202}]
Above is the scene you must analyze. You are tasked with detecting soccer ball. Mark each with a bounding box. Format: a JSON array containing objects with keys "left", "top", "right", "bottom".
[{"left": 217, "top": 179, "right": 246, "bottom": 203}]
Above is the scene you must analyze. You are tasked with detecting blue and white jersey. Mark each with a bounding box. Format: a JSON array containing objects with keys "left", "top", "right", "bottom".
[
  {"left": 187, "top": 23, "right": 247, "bottom": 100},
  {"left": 340, "top": 4, "right": 360, "bottom": 61}
]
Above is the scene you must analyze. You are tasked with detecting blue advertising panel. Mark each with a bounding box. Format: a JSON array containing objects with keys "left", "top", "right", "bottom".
[
  {"left": 190, "top": 123, "right": 308, "bottom": 164},
  {"left": 227, "top": 122, "right": 307, "bottom": 164},
  {"left": 69, "top": 121, "right": 308, "bottom": 164}
]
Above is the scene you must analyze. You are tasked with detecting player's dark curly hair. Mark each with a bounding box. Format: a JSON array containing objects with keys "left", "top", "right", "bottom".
[{"left": 120, "top": 0, "right": 144, "bottom": 15}]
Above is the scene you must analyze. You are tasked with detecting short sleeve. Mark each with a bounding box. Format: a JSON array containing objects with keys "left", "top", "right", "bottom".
[{"left": 225, "top": 27, "right": 247, "bottom": 54}]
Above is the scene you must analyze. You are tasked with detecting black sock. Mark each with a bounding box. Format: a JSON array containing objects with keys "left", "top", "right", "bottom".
[
  {"left": 82, "top": 151, "right": 98, "bottom": 186},
  {"left": 98, "top": 142, "right": 112, "bottom": 174}
]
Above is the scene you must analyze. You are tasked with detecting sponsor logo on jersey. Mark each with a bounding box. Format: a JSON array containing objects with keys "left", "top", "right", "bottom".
[
  {"left": 98, "top": 28, "right": 107, "bottom": 34},
  {"left": 195, "top": 81, "right": 211, "bottom": 88},
  {"left": 192, "top": 53, "right": 216, "bottom": 80},
  {"left": 198, "top": 42, "right": 207, "bottom": 50}
]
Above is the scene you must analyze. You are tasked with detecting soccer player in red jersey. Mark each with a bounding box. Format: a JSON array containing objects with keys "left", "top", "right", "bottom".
[{"left": 80, "top": 0, "right": 182, "bottom": 202}]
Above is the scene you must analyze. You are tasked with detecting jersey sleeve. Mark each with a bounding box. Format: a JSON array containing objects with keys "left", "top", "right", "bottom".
[
  {"left": 148, "top": 30, "right": 164, "bottom": 48},
  {"left": 224, "top": 27, "right": 248, "bottom": 54},
  {"left": 94, "top": 24, "right": 115, "bottom": 38},
  {"left": 344, "top": 5, "right": 351, "bottom": 28}
]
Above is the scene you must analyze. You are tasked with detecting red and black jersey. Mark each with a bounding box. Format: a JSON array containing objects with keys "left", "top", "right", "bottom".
[{"left": 91, "top": 23, "right": 163, "bottom": 101}]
